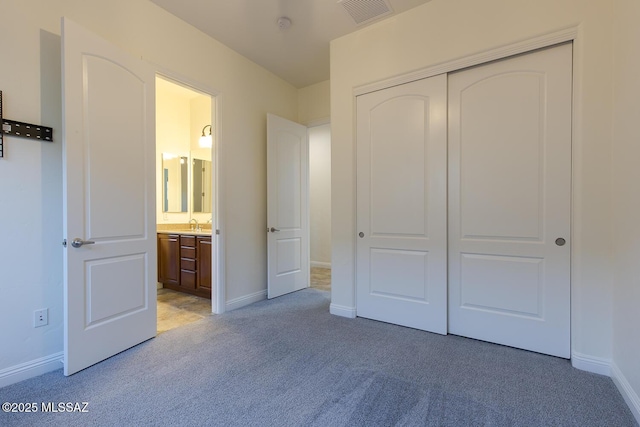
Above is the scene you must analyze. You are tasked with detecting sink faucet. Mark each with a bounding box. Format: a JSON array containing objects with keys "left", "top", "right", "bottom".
[{"left": 189, "top": 218, "right": 199, "bottom": 231}]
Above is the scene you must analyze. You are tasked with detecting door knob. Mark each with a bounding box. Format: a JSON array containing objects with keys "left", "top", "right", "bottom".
[
  {"left": 555, "top": 238, "right": 566, "bottom": 246},
  {"left": 270, "top": 227, "right": 280, "bottom": 233},
  {"left": 359, "top": 232, "right": 364, "bottom": 238},
  {"left": 71, "top": 238, "right": 96, "bottom": 248}
]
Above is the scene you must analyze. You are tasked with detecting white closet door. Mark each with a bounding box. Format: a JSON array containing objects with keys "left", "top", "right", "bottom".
[
  {"left": 356, "top": 74, "right": 447, "bottom": 334},
  {"left": 448, "top": 44, "right": 572, "bottom": 358}
]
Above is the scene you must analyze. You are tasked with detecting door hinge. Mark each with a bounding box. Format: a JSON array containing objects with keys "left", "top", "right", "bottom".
[
  {"left": 216, "top": 229, "right": 220, "bottom": 235},
  {"left": 62, "top": 239, "right": 67, "bottom": 248}
]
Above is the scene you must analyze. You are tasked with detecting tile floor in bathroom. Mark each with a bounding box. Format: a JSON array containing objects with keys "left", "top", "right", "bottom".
[{"left": 157, "top": 267, "right": 331, "bottom": 333}]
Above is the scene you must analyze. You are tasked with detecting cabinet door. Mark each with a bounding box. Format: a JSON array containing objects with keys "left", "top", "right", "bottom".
[
  {"left": 158, "top": 234, "right": 179, "bottom": 285},
  {"left": 179, "top": 235, "right": 197, "bottom": 290},
  {"left": 197, "top": 237, "right": 212, "bottom": 296}
]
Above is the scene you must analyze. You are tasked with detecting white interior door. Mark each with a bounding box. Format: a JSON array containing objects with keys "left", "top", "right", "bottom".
[
  {"left": 267, "top": 114, "right": 309, "bottom": 299},
  {"left": 62, "top": 18, "right": 157, "bottom": 375},
  {"left": 356, "top": 74, "right": 448, "bottom": 334},
  {"left": 448, "top": 43, "right": 572, "bottom": 358}
]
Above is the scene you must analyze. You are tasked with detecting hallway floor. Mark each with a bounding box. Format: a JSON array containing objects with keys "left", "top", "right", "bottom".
[{"left": 310, "top": 266, "right": 331, "bottom": 292}]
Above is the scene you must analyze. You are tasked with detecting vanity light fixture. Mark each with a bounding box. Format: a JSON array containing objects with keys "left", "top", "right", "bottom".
[{"left": 199, "top": 124, "right": 212, "bottom": 148}]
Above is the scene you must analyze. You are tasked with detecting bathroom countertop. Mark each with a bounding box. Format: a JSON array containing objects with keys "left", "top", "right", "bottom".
[{"left": 157, "top": 227, "right": 212, "bottom": 236}]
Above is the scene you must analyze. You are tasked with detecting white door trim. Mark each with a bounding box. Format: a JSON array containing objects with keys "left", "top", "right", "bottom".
[
  {"left": 154, "top": 68, "right": 226, "bottom": 314},
  {"left": 354, "top": 26, "right": 578, "bottom": 97},
  {"left": 349, "top": 26, "right": 583, "bottom": 362}
]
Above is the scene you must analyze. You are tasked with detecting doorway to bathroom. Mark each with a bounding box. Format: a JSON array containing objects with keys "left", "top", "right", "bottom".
[{"left": 155, "top": 75, "right": 220, "bottom": 333}]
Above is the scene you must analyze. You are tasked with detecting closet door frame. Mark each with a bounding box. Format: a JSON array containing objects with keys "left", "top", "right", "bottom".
[{"left": 352, "top": 26, "right": 580, "bottom": 358}]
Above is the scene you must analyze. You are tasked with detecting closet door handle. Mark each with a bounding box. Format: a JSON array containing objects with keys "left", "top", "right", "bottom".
[{"left": 270, "top": 227, "right": 280, "bottom": 233}]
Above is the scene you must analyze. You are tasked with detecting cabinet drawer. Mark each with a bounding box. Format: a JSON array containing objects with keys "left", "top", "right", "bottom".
[
  {"left": 180, "top": 270, "right": 197, "bottom": 289},
  {"left": 181, "top": 258, "right": 196, "bottom": 271},
  {"left": 180, "top": 235, "right": 196, "bottom": 248},
  {"left": 181, "top": 247, "right": 196, "bottom": 259}
]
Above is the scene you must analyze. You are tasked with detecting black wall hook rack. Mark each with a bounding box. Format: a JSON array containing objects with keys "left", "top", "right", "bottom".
[{"left": 0, "top": 90, "right": 54, "bottom": 158}]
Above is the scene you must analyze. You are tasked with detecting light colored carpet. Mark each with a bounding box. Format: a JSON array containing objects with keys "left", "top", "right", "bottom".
[{"left": 1, "top": 289, "right": 636, "bottom": 426}]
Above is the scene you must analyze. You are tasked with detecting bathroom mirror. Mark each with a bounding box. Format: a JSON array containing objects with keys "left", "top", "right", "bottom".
[
  {"left": 192, "top": 158, "right": 212, "bottom": 213},
  {"left": 162, "top": 153, "right": 188, "bottom": 213}
]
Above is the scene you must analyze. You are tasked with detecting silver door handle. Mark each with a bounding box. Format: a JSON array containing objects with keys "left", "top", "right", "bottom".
[
  {"left": 270, "top": 227, "right": 280, "bottom": 233},
  {"left": 71, "top": 238, "right": 95, "bottom": 248}
]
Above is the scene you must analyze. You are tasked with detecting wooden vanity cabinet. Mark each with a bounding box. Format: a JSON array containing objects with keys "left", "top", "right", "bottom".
[
  {"left": 180, "top": 235, "right": 197, "bottom": 290},
  {"left": 197, "top": 236, "right": 212, "bottom": 294},
  {"left": 157, "top": 233, "right": 211, "bottom": 299},
  {"left": 157, "top": 234, "right": 179, "bottom": 286}
]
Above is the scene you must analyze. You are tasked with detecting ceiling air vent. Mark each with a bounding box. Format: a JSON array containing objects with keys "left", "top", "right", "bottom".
[{"left": 338, "top": 0, "right": 394, "bottom": 26}]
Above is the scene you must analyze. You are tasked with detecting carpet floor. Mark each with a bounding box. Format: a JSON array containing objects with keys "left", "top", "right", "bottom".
[{"left": 0, "top": 289, "right": 636, "bottom": 426}]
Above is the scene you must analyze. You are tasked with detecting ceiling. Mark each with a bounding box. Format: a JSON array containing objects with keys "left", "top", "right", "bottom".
[{"left": 149, "top": 0, "right": 432, "bottom": 88}]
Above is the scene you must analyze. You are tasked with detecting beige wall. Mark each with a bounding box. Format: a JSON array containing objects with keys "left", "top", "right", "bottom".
[
  {"left": 299, "top": 80, "right": 331, "bottom": 267},
  {"left": 156, "top": 78, "right": 194, "bottom": 224},
  {"left": 330, "top": 0, "right": 614, "bottom": 362},
  {"left": 612, "top": 0, "right": 640, "bottom": 420},
  {"left": 189, "top": 95, "right": 214, "bottom": 225},
  {"left": 0, "top": 0, "right": 297, "bottom": 378},
  {"left": 309, "top": 124, "right": 332, "bottom": 267},
  {"left": 298, "top": 80, "right": 330, "bottom": 125}
]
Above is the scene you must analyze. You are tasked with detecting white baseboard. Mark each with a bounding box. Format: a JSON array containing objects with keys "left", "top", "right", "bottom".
[
  {"left": 0, "top": 352, "right": 63, "bottom": 388},
  {"left": 571, "top": 351, "right": 611, "bottom": 376},
  {"left": 611, "top": 362, "right": 640, "bottom": 425},
  {"left": 311, "top": 261, "right": 331, "bottom": 269},
  {"left": 330, "top": 303, "right": 356, "bottom": 318},
  {"left": 225, "top": 290, "right": 267, "bottom": 312}
]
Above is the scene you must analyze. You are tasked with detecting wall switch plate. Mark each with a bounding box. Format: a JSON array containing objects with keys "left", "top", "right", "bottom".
[{"left": 34, "top": 308, "right": 48, "bottom": 327}]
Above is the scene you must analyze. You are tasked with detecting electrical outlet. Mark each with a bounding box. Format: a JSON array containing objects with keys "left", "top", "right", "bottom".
[{"left": 34, "top": 308, "right": 48, "bottom": 328}]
